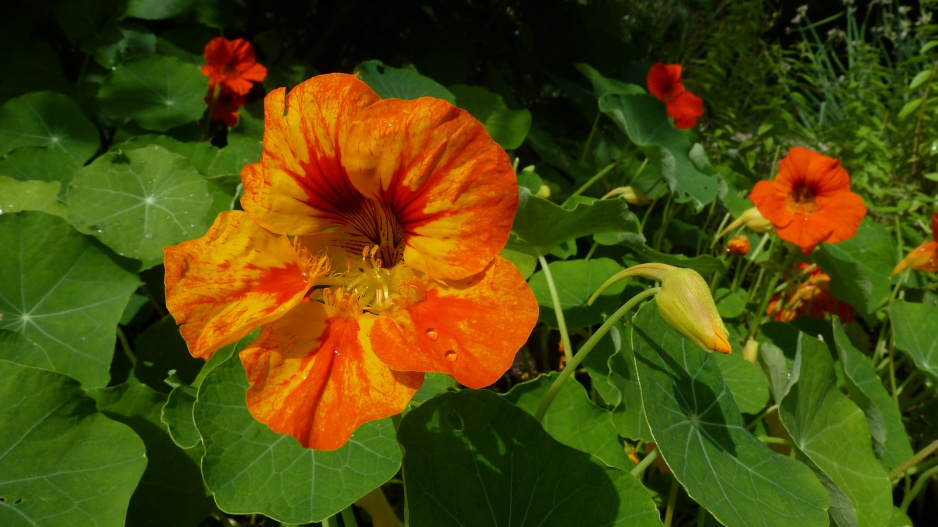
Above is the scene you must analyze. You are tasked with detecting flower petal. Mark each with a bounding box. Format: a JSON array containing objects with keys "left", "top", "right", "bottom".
[
  {"left": 812, "top": 191, "right": 866, "bottom": 244},
  {"left": 241, "top": 74, "right": 380, "bottom": 235},
  {"left": 647, "top": 62, "right": 683, "bottom": 102},
  {"left": 164, "top": 211, "right": 315, "bottom": 358},
  {"left": 668, "top": 91, "right": 704, "bottom": 129},
  {"left": 749, "top": 179, "right": 794, "bottom": 228},
  {"left": 369, "top": 256, "right": 538, "bottom": 388},
  {"left": 776, "top": 147, "right": 849, "bottom": 195},
  {"left": 342, "top": 97, "right": 517, "bottom": 280},
  {"left": 240, "top": 303, "right": 423, "bottom": 450}
]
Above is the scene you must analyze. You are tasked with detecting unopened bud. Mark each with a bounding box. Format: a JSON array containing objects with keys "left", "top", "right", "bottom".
[
  {"left": 726, "top": 235, "right": 750, "bottom": 255},
  {"left": 657, "top": 268, "right": 732, "bottom": 354},
  {"left": 742, "top": 338, "right": 759, "bottom": 364},
  {"left": 603, "top": 185, "right": 651, "bottom": 205},
  {"left": 717, "top": 207, "right": 774, "bottom": 240}
]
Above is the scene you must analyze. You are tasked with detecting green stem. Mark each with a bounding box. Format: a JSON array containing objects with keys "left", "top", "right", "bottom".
[
  {"left": 579, "top": 111, "right": 602, "bottom": 163},
  {"left": 747, "top": 246, "right": 798, "bottom": 340},
  {"left": 562, "top": 162, "right": 616, "bottom": 207},
  {"left": 664, "top": 477, "right": 680, "bottom": 527},
  {"left": 321, "top": 514, "right": 339, "bottom": 527},
  {"left": 629, "top": 446, "right": 660, "bottom": 477},
  {"left": 758, "top": 436, "right": 791, "bottom": 446},
  {"left": 116, "top": 327, "right": 136, "bottom": 367},
  {"left": 890, "top": 439, "right": 938, "bottom": 480},
  {"left": 745, "top": 404, "right": 778, "bottom": 431},
  {"left": 899, "top": 464, "right": 938, "bottom": 512},
  {"left": 538, "top": 255, "right": 573, "bottom": 364},
  {"left": 340, "top": 506, "right": 359, "bottom": 527},
  {"left": 534, "top": 287, "right": 660, "bottom": 422}
]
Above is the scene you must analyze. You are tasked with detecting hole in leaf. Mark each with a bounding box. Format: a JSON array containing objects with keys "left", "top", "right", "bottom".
[{"left": 13, "top": 498, "right": 23, "bottom": 505}]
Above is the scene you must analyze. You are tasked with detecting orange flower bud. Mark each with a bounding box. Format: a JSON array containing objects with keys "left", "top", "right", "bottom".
[
  {"left": 657, "top": 268, "right": 732, "bottom": 354},
  {"left": 726, "top": 235, "right": 750, "bottom": 255}
]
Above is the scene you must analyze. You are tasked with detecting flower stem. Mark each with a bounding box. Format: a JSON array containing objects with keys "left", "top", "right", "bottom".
[
  {"left": 340, "top": 506, "right": 359, "bottom": 527},
  {"left": 534, "top": 287, "right": 660, "bottom": 422},
  {"left": 663, "top": 477, "right": 680, "bottom": 527},
  {"left": 900, "top": 464, "right": 938, "bottom": 512},
  {"left": 116, "top": 327, "right": 136, "bottom": 367},
  {"left": 629, "top": 446, "right": 660, "bottom": 477},
  {"left": 890, "top": 439, "right": 938, "bottom": 480},
  {"left": 561, "top": 162, "right": 616, "bottom": 207},
  {"left": 321, "top": 514, "right": 339, "bottom": 527},
  {"left": 538, "top": 255, "right": 573, "bottom": 364}
]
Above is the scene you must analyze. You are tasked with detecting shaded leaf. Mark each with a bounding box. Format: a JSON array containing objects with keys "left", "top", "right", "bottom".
[
  {"left": 528, "top": 257, "right": 626, "bottom": 329},
  {"left": 712, "top": 351, "right": 770, "bottom": 415},
  {"left": 399, "top": 390, "right": 662, "bottom": 527},
  {"left": 0, "top": 91, "right": 100, "bottom": 164},
  {"left": 0, "top": 212, "right": 139, "bottom": 387},
  {"left": 814, "top": 219, "right": 895, "bottom": 315},
  {"left": 0, "top": 360, "right": 146, "bottom": 526},
  {"left": 0, "top": 146, "right": 80, "bottom": 199},
  {"left": 355, "top": 60, "right": 455, "bottom": 103},
  {"left": 632, "top": 301, "right": 829, "bottom": 527},
  {"left": 450, "top": 84, "right": 531, "bottom": 149}
]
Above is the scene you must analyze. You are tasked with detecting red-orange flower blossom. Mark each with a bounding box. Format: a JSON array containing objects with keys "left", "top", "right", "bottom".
[
  {"left": 726, "top": 235, "right": 750, "bottom": 255},
  {"left": 749, "top": 147, "right": 866, "bottom": 253},
  {"left": 164, "top": 74, "right": 539, "bottom": 450},
  {"left": 202, "top": 37, "right": 267, "bottom": 126},
  {"left": 892, "top": 212, "right": 938, "bottom": 275},
  {"left": 767, "top": 263, "right": 854, "bottom": 323},
  {"left": 646, "top": 62, "right": 704, "bottom": 129}
]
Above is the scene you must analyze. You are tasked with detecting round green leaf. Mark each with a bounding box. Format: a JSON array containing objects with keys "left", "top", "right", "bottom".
[
  {"left": 712, "top": 351, "right": 770, "bottom": 415},
  {"left": 0, "top": 91, "right": 100, "bottom": 164},
  {"left": 0, "top": 176, "right": 67, "bottom": 218},
  {"left": 0, "top": 212, "right": 139, "bottom": 387},
  {"left": 450, "top": 84, "right": 531, "bottom": 150},
  {"left": 891, "top": 299, "right": 938, "bottom": 383},
  {"left": 99, "top": 55, "right": 207, "bottom": 131},
  {"left": 67, "top": 145, "right": 212, "bottom": 261},
  {"left": 0, "top": 360, "right": 146, "bottom": 527},
  {"left": 631, "top": 301, "right": 829, "bottom": 527},
  {"left": 815, "top": 218, "right": 895, "bottom": 315},
  {"left": 0, "top": 146, "right": 80, "bottom": 199},
  {"left": 355, "top": 60, "right": 455, "bottom": 103},
  {"left": 194, "top": 353, "right": 404, "bottom": 523},
  {"left": 398, "top": 390, "right": 662, "bottom": 527}
]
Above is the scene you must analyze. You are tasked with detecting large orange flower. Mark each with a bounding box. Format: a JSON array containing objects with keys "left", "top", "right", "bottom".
[
  {"left": 164, "top": 74, "right": 539, "bottom": 450},
  {"left": 749, "top": 147, "right": 866, "bottom": 253},
  {"left": 892, "top": 212, "right": 938, "bottom": 275},
  {"left": 646, "top": 62, "right": 704, "bottom": 129},
  {"left": 202, "top": 37, "right": 267, "bottom": 95}
]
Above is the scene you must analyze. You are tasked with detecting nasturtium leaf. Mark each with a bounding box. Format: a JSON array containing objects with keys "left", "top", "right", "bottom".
[
  {"left": 714, "top": 287, "right": 747, "bottom": 319},
  {"left": 411, "top": 372, "right": 457, "bottom": 404},
  {"left": 134, "top": 315, "right": 205, "bottom": 391},
  {"left": 162, "top": 384, "right": 200, "bottom": 449},
  {"left": 450, "top": 84, "right": 531, "bottom": 149},
  {"left": 112, "top": 134, "right": 219, "bottom": 172},
  {"left": 778, "top": 333, "right": 892, "bottom": 527},
  {"left": 195, "top": 352, "right": 404, "bottom": 523},
  {"left": 0, "top": 91, "right": 100, "bottom": 164},
  {"left": 125, "top": 0, "right": 194, "bottom": 20},
  {"left": 528, "top": 257, "right": 626, "bottom": 329},
  {"left": 0, "top": 40, "right": 68, "bottom": 105},
  {"left": 508, "top": 188, "right": 642, "bottom": 256},
  {"left": 0, "top": 361, "right": 146, "bottom": 527},
  {"left": 99, "top": 55, "right": 207, "bottom": 131},
  {"left": 67, "top": 145, "right": 212, "bottom": 261},
  {"left": 157, "top": 27, "right": 215, "bottom": 65},
  {"left": 756, "top": 322, "right": 801, "bottom": 400},
  {"left": 814, "top": 218, "right": 895, "bottom": 314},
  {"left": 399, "top": 390, "right": 662, "bottom": 527},
  {"left": 576, "top": 63, "right": 644, "bottom": 98},
  {"left": 631, "top": 301, "right": 829, "bottom": 527},
  {"left": 0, "top": 146, "right": 80, "bottom": 199},
  {"left": 95, "top": 21, "right": 157, "bottom": 69},
  {"left": 53, "top": 0, "right": 120, "bottom": 49},
  {"left": 499, "top": 247, "right": 536, "bottom": 279},
  {"left": 712, "top": 351, "right": 770, "bottom": 415},
  {"left": 0, "top": 177, "right": 66, "bottom": 218},
  {"left": 503, "top": 373, "right": 634, "bottom": 470},
  {"left": 91, "top": 382, "right": 212, "bottom": 527},
  {"left": 890, "top": 299, "right": 938, "bottom": 382},
  {"left": 603, "top": 239, "right": 727, "bottom": 275},
  {"left": 355, "top": 60, "right": 455, "bottom": 103},
  {"left": 582, "top": 322, "right": 652, "bottom": 441},
  {"left": 0, "top": 212, "right": 139, "bottom": 387},
  {"left": 832, "top": 319, "right": 912, "bottom": 469},
  {"left": 599, "top": 93, "right": 718, "bottom": 209},
  {"left": 202, "top": 135, "right": 263, "bottom": 177}
]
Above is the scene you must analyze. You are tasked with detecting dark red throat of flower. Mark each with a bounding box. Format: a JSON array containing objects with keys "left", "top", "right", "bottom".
[{"left": 788, "top": 183, "right": 816, "bottom": 214}]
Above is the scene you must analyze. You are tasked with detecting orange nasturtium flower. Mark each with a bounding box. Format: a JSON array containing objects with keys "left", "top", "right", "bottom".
[
  {"left": 646, "top": 62, "right": 704, "bottom": 129},
  {"left": 767, "top": 263, "right": 854, "bottom": 323},
  {"left": 749, "top": 147, "right": 866, "bottom": 253},
  {"left": 164, "top": 74, "right": 539, "bottom": 450},
  {"left": 726, "top": 235, "right": 750, "bottom": 256},
  {"left": 202, "top": 37, "right": 268, "bottom": 95},
  {"left": 892, "top": 212, "right": 938, "bottom": 275}
]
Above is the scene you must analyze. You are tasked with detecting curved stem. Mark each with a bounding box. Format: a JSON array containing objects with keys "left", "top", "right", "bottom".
[
  {"left": 562, "top": 162, "right": 616, "bottom": 207},
  {"left": 534, "top": 287, "right": 660, "bottom": 422},
  {"left": 629, "top": 446, "right": 660, "bottom": 477},
  {"left": 890, "top": 439, "right": 938, "bottom": 480},
  {"left": 900, "top": 464, "right": 938, "bottom": 512},
  {"left": 116, "top": 327, "right": 136, "bottom": 367},
  {"left": 538, "top": 255, "right": 573, "bottom": 364},
  {"left": 340, "top": 506, "right": 359, "bottom": 527},
  {"left": 664, "top": 477, "right": 680, "bottom": 527}
]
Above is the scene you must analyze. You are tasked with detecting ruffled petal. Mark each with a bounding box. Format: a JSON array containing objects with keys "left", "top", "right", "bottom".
[
  {"left": 369, "top": 256, "right": 538, "bottom": 389},
  {"left": 647, "top": 63, "right": 683, "bottom": 102},
  {"left": 241, "top": 303, "right": 423, "bottom": 450},
  {"left": 813, "top": 191, "right": 866, "bottom": 244},
  {"left": 164, "top": 211, "right": 316, "bottom": 358},
  {"left": 342, "top": 97, "right": 517, "bottom": 280},
  {"left": 749, "top": 179, "right": 794, "bottom": 228},
  {"left": 668, "top": 91, "right": 703, "bottom": 129},
  {"left": 774, "top": 211, "right": 833, "bottom": 250},
  {"left": 241, "top": 74, "right": 380, "bottom": 236}
]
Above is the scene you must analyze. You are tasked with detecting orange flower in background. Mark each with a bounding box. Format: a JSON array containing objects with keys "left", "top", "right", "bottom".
[
  {"left": 646, "top": 62, "right": 704, "bottom": 129},
  {"left": 767, "top": 263, "right": 854, "bottom": 323},
  {"left": 205, "top": 91, "right": 246, "bottom": 127},
  {"left": 202, "top": 37, "right": 268, "bottom": 95},
  {"left": 164, "top": 74, "right": 539, "bottom": 450},
  {"left": 749, "top": 147, "right": 866, "bottom": 253},
  {"left": 892, "top": 212, "right": 938, "bottom": 275},
  {"left": 726, "top": 235, "right": 750, "bottom": 255}
]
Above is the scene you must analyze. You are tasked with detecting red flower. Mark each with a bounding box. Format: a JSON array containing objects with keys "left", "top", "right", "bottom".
[
  {"left": 892, "top": 212, "right": 938, "bottom": 275},
  {"left": 767, "top": 264, "right": 854, "bottom": 323},
  {"left": 749, "top": 148, "right": 866, "bottom": 253},
  {"left": 726, "top": 235, "right": 750, "bottom": 255},
  {"left": 202, "top": 37, "right": 267, "bottom": 95},
  {"left": 646, "top": 62, "right": 704, "bottom": 129},
  {"left": 204, "top": 90, "right": 246, "bottom": 127}
]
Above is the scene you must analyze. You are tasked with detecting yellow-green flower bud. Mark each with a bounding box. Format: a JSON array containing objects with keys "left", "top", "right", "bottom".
[
  {"left": 717, "top": 206, "right": 775, "bottom": 240},
  {"left": 603, "top": 185, "right": 651, "bottom": 205},
  {"left": 742, "top": 338, "right": 759, "bottom": 364},
  {"left": 657, "top": 268, "right": 732, "bottom": 354}
]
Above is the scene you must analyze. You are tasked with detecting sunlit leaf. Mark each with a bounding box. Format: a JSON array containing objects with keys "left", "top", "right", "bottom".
[
  {"left": 399, "top": 390, "right": 662, "bottom": 527},
  {"left": 0, "top": 360, "right": 146, "bottom": 526},
  {"left": 528, "top": 257, "right": 626, "bottom": 329},
  {"left": 0, "top": 212, "right": 139, "bottom": 387},
  {"left": 890, "top": 299, "right": 938, "bottom": 382},
  {"left": 355, "top": 60, "right": 455, "bottom": 103},
  {"left": 0, "top": 146, "right": 80, "bottom": 199},
  {"left": 67, "top": 145, "right": 212, "bottom": 261},
  {"left": 778, "top": 333, "right": 892, "bottom": 527},
  {"left": 0, "top": 177, "right": 66, "bottom": 218},
  {"left": 713, "top": 351, "right": 770, "bottom": 415},
  {"left": 632, "top": 301, "right": 829, "bottom": 527},
  {"left": 815, "top": 219, "right": 895, "bottom": 314}
]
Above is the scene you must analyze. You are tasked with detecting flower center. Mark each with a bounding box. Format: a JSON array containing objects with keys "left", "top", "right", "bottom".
[
  {"left": 788, "top": 183, "right": 816, "bottom": 214},
  {"left": 316, "top": 245, "right": 417, "bottom": 315}
]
